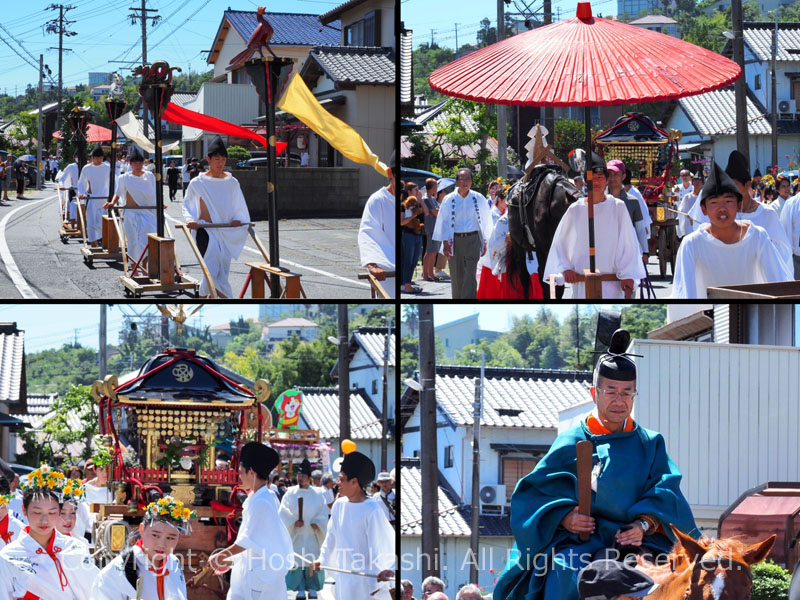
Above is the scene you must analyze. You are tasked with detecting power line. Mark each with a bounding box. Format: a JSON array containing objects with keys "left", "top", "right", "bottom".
[{"left": 46, "top": 4, "right": 77, "bottom": 153}]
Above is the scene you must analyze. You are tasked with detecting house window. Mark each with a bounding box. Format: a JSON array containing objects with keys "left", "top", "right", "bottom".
[
  {"left": 413, "top": 449, "right": 419, "bottom": 458},
  {"left": 372, "top": 379, "right": 378, "bottom": 395},
  {"left": 344, "top": 10, "right": 381, "bottom": 46},
  {"left": 502, "top": 456, "right": 540, "bottom": 502},
  {"left": 444, "top": 445, "right": 454, "bottom": 468},
  {"left": 754, "top": 74, "right": 761, "bottom": 90}
]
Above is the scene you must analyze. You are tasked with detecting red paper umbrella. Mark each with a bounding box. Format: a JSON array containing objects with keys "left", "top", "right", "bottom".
[
  {"left": 429, "top": 2, "right": 741, "bottom": 106},
  {"left": 53, "top": 123, "right": 113, "bottom": 142}
]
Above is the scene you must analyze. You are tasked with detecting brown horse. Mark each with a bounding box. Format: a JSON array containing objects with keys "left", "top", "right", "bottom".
[{"left": 631, "top": 525, "right": 775, "bottom": 600}]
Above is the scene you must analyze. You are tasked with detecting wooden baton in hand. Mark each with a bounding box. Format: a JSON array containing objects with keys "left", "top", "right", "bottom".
[{"left": 576, "top": 440, "right": 593, "bottom": 542}]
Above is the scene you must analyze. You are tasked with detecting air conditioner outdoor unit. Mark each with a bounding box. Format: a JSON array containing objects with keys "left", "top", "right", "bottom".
[
  {"left": 479, "top": 484, "right": 507, "bottom": 515},
  {"left": 779, "top": 100, "right": 792, "bottom": 113}
]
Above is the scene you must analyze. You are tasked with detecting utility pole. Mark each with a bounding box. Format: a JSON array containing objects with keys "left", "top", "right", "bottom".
[
  {"left": 419, "top": 304, "right": 440, "bottom": 579},
  {"left": 497, "top": 0, "right": 507, "bottom": 179},
  {"left": 455, "top": 23, "right": 459, "bottom": 52},
  {"left": 731, "top": 0, "right": 750, "bottom": 165},
  {"left": 99, "top": 304, "right": 107, "bottom": 379},
  {"left": 543, "top": 0, "right": 555, "bottom": 148},
  {"left": 37, "top": 55, "right": 44, "bottom": 190},
  {"left": 380, "top": 316, "right": 391, "bottom": 472},
  {"left": 772, "top": 16, "right": 778, "bottom": 169},
  {"left": 46, "top": 4, "right": 76, "bottom": 156},
  {"left": 337, "top": 305, "right": 350, "bottom": 443},
  {"left": 469, "top": 352, "right": 484, "bottom": 585},
  {"left": 431, "top": 28, "right": 434, "bottom": 46},
  {"left": 161, "top": 315, "right": 170, "bottom": 346},
  {"left": 128, "top": 0, "right": 160, "bottom": 139}
]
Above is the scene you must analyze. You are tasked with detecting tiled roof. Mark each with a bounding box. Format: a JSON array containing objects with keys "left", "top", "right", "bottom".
[
  {"left": 742, "top": 22, "right": 800, "bottom": 62},
  {"left": 171, "top": 92, "right": 197, "bottom": 107},
  {"left": 629, "top": 15, "right": 677, "bottom": 25},
  {"left": 400, "top": 28, "right": 413, "bottom": 104},
  {"left": 400, "top": 459, "right": 471, "bottom": 537},
  {"left": 319, "top": 0, "right": 369, "bottom": 25},
  {"left": 415, "top": 101, "right": 478, "bottom": 135},
  {"left": 402, "top": 366, "right": 592, "bottom": 429},
  {"left": 678, "top": 88, "right": 770, "bottom": 136},
  {"left": 308, "top": 45, "right": 395, "bottom": 86},
  {"left": 0, "top": 323, "right": 25, "bottom": 405},
  {"left": 223, "top": 10, "right": 340, "bottom": 47},
  {"left": 298, "top": 386, "right": 389, "bottom": 440},
  {"left": 353, "top": 327, "right": 395, "bottom": 367},
  {"left": 19, "top": 393, "right": 58, "bottom": 416},
  {"left": 267, "top": 317, "right": 319, "bottom": 328}
]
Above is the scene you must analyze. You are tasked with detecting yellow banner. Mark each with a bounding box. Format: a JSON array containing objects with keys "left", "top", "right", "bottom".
[{"left": 277, "top": 72, "right": 388, "bottom": 177}]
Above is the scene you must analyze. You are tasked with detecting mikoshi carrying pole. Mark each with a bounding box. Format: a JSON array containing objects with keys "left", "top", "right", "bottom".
[{"left": 244, "top": 56, "right": 294, "bottom": 298}]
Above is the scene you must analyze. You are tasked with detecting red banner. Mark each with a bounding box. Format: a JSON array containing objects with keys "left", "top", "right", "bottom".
[{"left": 162, "top": 102, "right": 287, "bottom": 156}]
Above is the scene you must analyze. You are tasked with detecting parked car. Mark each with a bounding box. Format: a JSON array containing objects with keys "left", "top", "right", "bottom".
[
  {"left": 7, "top": 463, "right": 35, "bottom": 477},
  {"left": 400, "top": 166, "right": 440, "bottom": 191},
  {"left": 236, "top": 153, "right": 302, "bottom": 169}
]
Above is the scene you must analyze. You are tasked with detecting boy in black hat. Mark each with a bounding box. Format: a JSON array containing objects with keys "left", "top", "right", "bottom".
[
  {"left": 544, "top": 152, "right": 645, "bottom": 298},
  {"left": 313, "top": 451, "right": 395, "bottom": 600},
  {"left": 358, "top": 150, "right": 396, "bottom": 297},
  {"left": 672, "top": 161, "right": 791, "bottom": 298},
  {"left": 78, "top": 145, "right": 110, "bottom": 247},
  {"left": 182, "top": 135, "right": 251, "bottom": 298},
  {"left": 206, "top": 442, "right": 294, "bottom": 599}
]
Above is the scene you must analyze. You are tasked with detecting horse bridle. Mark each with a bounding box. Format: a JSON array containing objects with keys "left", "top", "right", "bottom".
[{"left": 682, "top": 556, "right": 752, "bottom": 600}]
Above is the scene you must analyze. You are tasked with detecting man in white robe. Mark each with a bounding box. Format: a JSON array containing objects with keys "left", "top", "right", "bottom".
[
  {"left": 672, "top": 161, "right": 791, "bottom": 298},
  {"left": 779, "top": 187, "right": 800, "bottom": 279},
  {"left": 182, "top": 135, "right": 250, "bottom": 298},
  {"left": 58, "top": 156, "right": 80, "bottom": 226},
  {"left": 315, "top": 451, "right": 395, "bottom": 600},
  {"left": 544, "top": 153, "right": 645, "bottom": 299},
  {"left": 105, "top": 147, "right": 156, "bottom": 267},
  {"left": 358, "top": 152, "right": 396, "bottom": 298},
  {"left": 677, "top": 172, "right": 703, "bottom": 237},
  {"left": 279, "top": 460, "right": 328, "bottom": 599},
  {"left": 687, "top": 150, "right": 793, "bottom": 272},
  {"left": 623, "top": 169, "right": 652, "bottom": 244},
  {"left": 78, "top": 145, "right": 111, "bottom": 247}
]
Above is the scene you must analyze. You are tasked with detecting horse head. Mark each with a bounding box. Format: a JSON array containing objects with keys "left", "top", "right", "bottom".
[{"left": 655, "top": 525, "right": 776, "bottom": 600}]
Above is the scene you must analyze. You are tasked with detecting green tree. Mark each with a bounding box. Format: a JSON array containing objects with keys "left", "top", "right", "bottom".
[
  {"left": 350, "top": 305, "right": 395, "bottom": 329},
  {"left": 453, "top": 337, "right": 525, "bottom": 368},
  {"left": 227, "top": 145, "right": 251, "bottom": 161},
  {"left": 553, "top": 118, "right": 588, "bottom": 172},
  {"left": 620, "top": 304, "right": 667, "bottom": 340},
  {"left": 26, "top": 344, "right": 100, "bottom": 395},
  {"left": 751, "top": 560, "right": 790, "bottom": 600}
]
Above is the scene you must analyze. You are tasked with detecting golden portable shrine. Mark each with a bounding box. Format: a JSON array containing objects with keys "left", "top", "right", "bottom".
[{"left": 90, "top": 346, "right": 321, "bottom": 599}]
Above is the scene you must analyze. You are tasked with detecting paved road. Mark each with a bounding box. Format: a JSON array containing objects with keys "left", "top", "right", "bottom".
[{"left": 0, "top": 182, "right": 374, "bottom": 299}]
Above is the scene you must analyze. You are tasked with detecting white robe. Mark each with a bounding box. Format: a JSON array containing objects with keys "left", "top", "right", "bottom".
[
  {"left": 0, "top": 513, "right": 24, "bottom": 549},
  {"left": 115, "top": 171, "right": 157, "bottom": 263},
  {"left": 358, "top": 186, "right": 396, "bottom": 298},
  {"left": 432, "top": 190, "right": 493, "bottom": 245},
  {"left": 370, "top": 490, "right": 395, "bottom": 524},
  {"left": 182, "top": 173, "right": 251, "bottom": 298},
  {"left": 58, "top": 163, "right": 79, "bottom": 220},
  {"left": 0, "top": 528, "right": 99, "bottom": 599},
  {"left": 779, "top": 194, "right": 800, "bottom": 260},
  {"left": 677, "top": 192, "right": 699, "bottom": 237},
  {"left": 770, "top": 195, "right": 789, "bottom": 219},
  {"left": 228, "top": 486, "right": 293, "bottom": 600},
  {"left": 671, "top": 223, "right": 792, "bottom": 298},
  {"left": 278, "top": 486, "right": 328, "bottom": 562},
  {"left": 318, "top": 497, "right": 395, "bottom": 600},
  {"left": 543, "top": 196, "right": 646, "bottom": 298},
  {"left": 90, "top": 544, "right": 187, "bottom": 600},
  {"left": 78, "top": 162, "right": 111, "bottom": 242}
]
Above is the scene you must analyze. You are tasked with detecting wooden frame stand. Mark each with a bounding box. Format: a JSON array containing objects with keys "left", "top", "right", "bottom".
[
  {"left": 245, "top": 262, "right": 305, "bottom": 298},
  {"left": 59, "top": 200, "right": 84, "bottom": 243},
  {"left": 358, "top": 271, "right": 395, "bottom": 299},
  {"left": 120, "top": 233, "right": 199, "bottom": 298}
]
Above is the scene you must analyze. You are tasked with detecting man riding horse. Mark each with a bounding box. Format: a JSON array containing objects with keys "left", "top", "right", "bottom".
[{"left": 493, "top": 329, "right": 698, "bottom": 600}]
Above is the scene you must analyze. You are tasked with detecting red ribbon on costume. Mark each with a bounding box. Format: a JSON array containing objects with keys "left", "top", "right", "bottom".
[
  {"left": 25, "top": 527, "right": 68, "bottom": 591},
  {"left": 1, "top": 514, "right": 13, "bottom": 544},
  {"left": 137, "top": 539, "right": 169, "bottom": 600}
]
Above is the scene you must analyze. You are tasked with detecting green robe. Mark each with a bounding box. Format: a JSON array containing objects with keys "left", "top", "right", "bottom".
[{"left": 494, "top": 421, "right": 698, "bottom": 600}]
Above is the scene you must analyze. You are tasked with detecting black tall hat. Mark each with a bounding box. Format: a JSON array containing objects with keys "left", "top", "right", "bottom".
[
  {"left": 90, "top": 145, "right": 104, "bottom": 158},
  {"left": 701, "top": 161, "right": 742, "bottom": 205},
  {"left": 753, "top": 167, "right": 762, "bottom": 178},
  {"left": 129, "top": 147, "right": 144, "bottom": 162},
  {"left": 206, "top": 135, "right": 228, "bottom": 158},
  {"left": 725, "top": 150, "right": 750, "bottom": 185},
  {"left": 388, "top": 150, "right": 396, "bottom": 171},
  {"left": 340, "top": 451, "right": 375, "bottom": 487},
  {"left": 240, "top": 442, "right": 279, "bottom": 476},
  {"left": 595, "top": 329, "right": 638, "bottom": 382},
  {"left": 297, "top": 459, "right": 312, "bottom": 477},
  {"left": 691, "top": 170, "right": 703, "bottom": 181}
]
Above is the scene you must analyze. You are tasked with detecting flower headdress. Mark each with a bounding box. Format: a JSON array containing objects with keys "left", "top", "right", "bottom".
[
  {"left": 0, "top": 493, "right": 13, "bottom": 507},
  {"left": 60, "top": 479, "right": 86, "bottom": 504},
  {"left": 143, "top": 495, "right": 196, "bottom": 534},
  {"left": 19, "top": 465, "right": 67, "bottom": 500}
]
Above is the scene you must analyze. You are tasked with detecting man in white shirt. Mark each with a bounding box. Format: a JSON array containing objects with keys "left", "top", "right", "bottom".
[
  {"left": 673, "top": 169, "right": 693, "bottom": 201},
  {"left": 358, "top": 152, "right": 396, "bottom": 298},
  {"left": 432, "top": 167, "right": 493, "bottom": 298},
  {"left": 677, "top": 171, "right": 703, "bottom": 238},
  {"left": 78, "top": 145, "right": 111, "bottom": 247},
  {"left": 371, "top": 471, "right": 395, "bottom": 526}
]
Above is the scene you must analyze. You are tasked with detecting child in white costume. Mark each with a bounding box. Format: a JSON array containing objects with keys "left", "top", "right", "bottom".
[
  {"left": 0, "top": 481, "right": 24, "bottom": 548},
  {"left": 91, "top": 495, "right": 194, "bottom": 600}
]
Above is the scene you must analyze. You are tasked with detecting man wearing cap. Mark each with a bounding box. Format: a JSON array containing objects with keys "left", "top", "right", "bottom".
[
  {"left": 578, "top": 559, "right": 659, "bottom": 600},
  {"left": 279, "top": 459, "right": 329, "bottom": 600},
  {"left": 314, "top": 451, "right": 395, "bottom": 600},
  {"left": 687, "top": 150, "right": 792, "bottom": 271},
  {"left": 371, "top": 471, "right": 395, "bottom": 525},
  {"left": 206, "top": 441, "right": 294, "bottom": 599},
  {"left": 78, "top": 145, "right": 111, "bottom": 247},
  {"left": 606, "top": 160, "right": 648, "bottom": 262},
  {"left": 673, "top": 161, "right": 791, "bottom": 298},
  {"left": 432, "top": 167, "right": 493, "bottom": 298},
  {"left": 544, "top": 153, "right": 645, "bottom": 298},
  {"left": 182, "top": 135, "right": 251, "bottom": 298},
  {"left": 358, "top": 151, "right": 396, "bottom": 298},
  {"left": 104, "top": 147, "right": 156, "bottom": 267},
  {"left": 494, "top": 329, "right": 697, "bottom": 600}
]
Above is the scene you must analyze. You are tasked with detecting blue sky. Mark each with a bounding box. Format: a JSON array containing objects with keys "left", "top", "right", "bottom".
[
  {"left": 432, "top": 304, "right": 608, "bottom": 333},
  {"left": 0, "top": 0, "right": 344, "bottom": 94},
  {"left": 1, "top": 304, "right": 260, "bottom": 353},
  {"left": 401, "top": 0, "right": 618, "bottom": 51}
]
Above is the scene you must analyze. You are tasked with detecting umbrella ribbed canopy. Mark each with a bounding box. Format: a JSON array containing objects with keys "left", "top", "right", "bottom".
[
  {"left": 429, "top": 2, "right": 742, "bottom": 107},
  {"left": 52, "top": 123, "right": 113, "bottom": 142}
]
